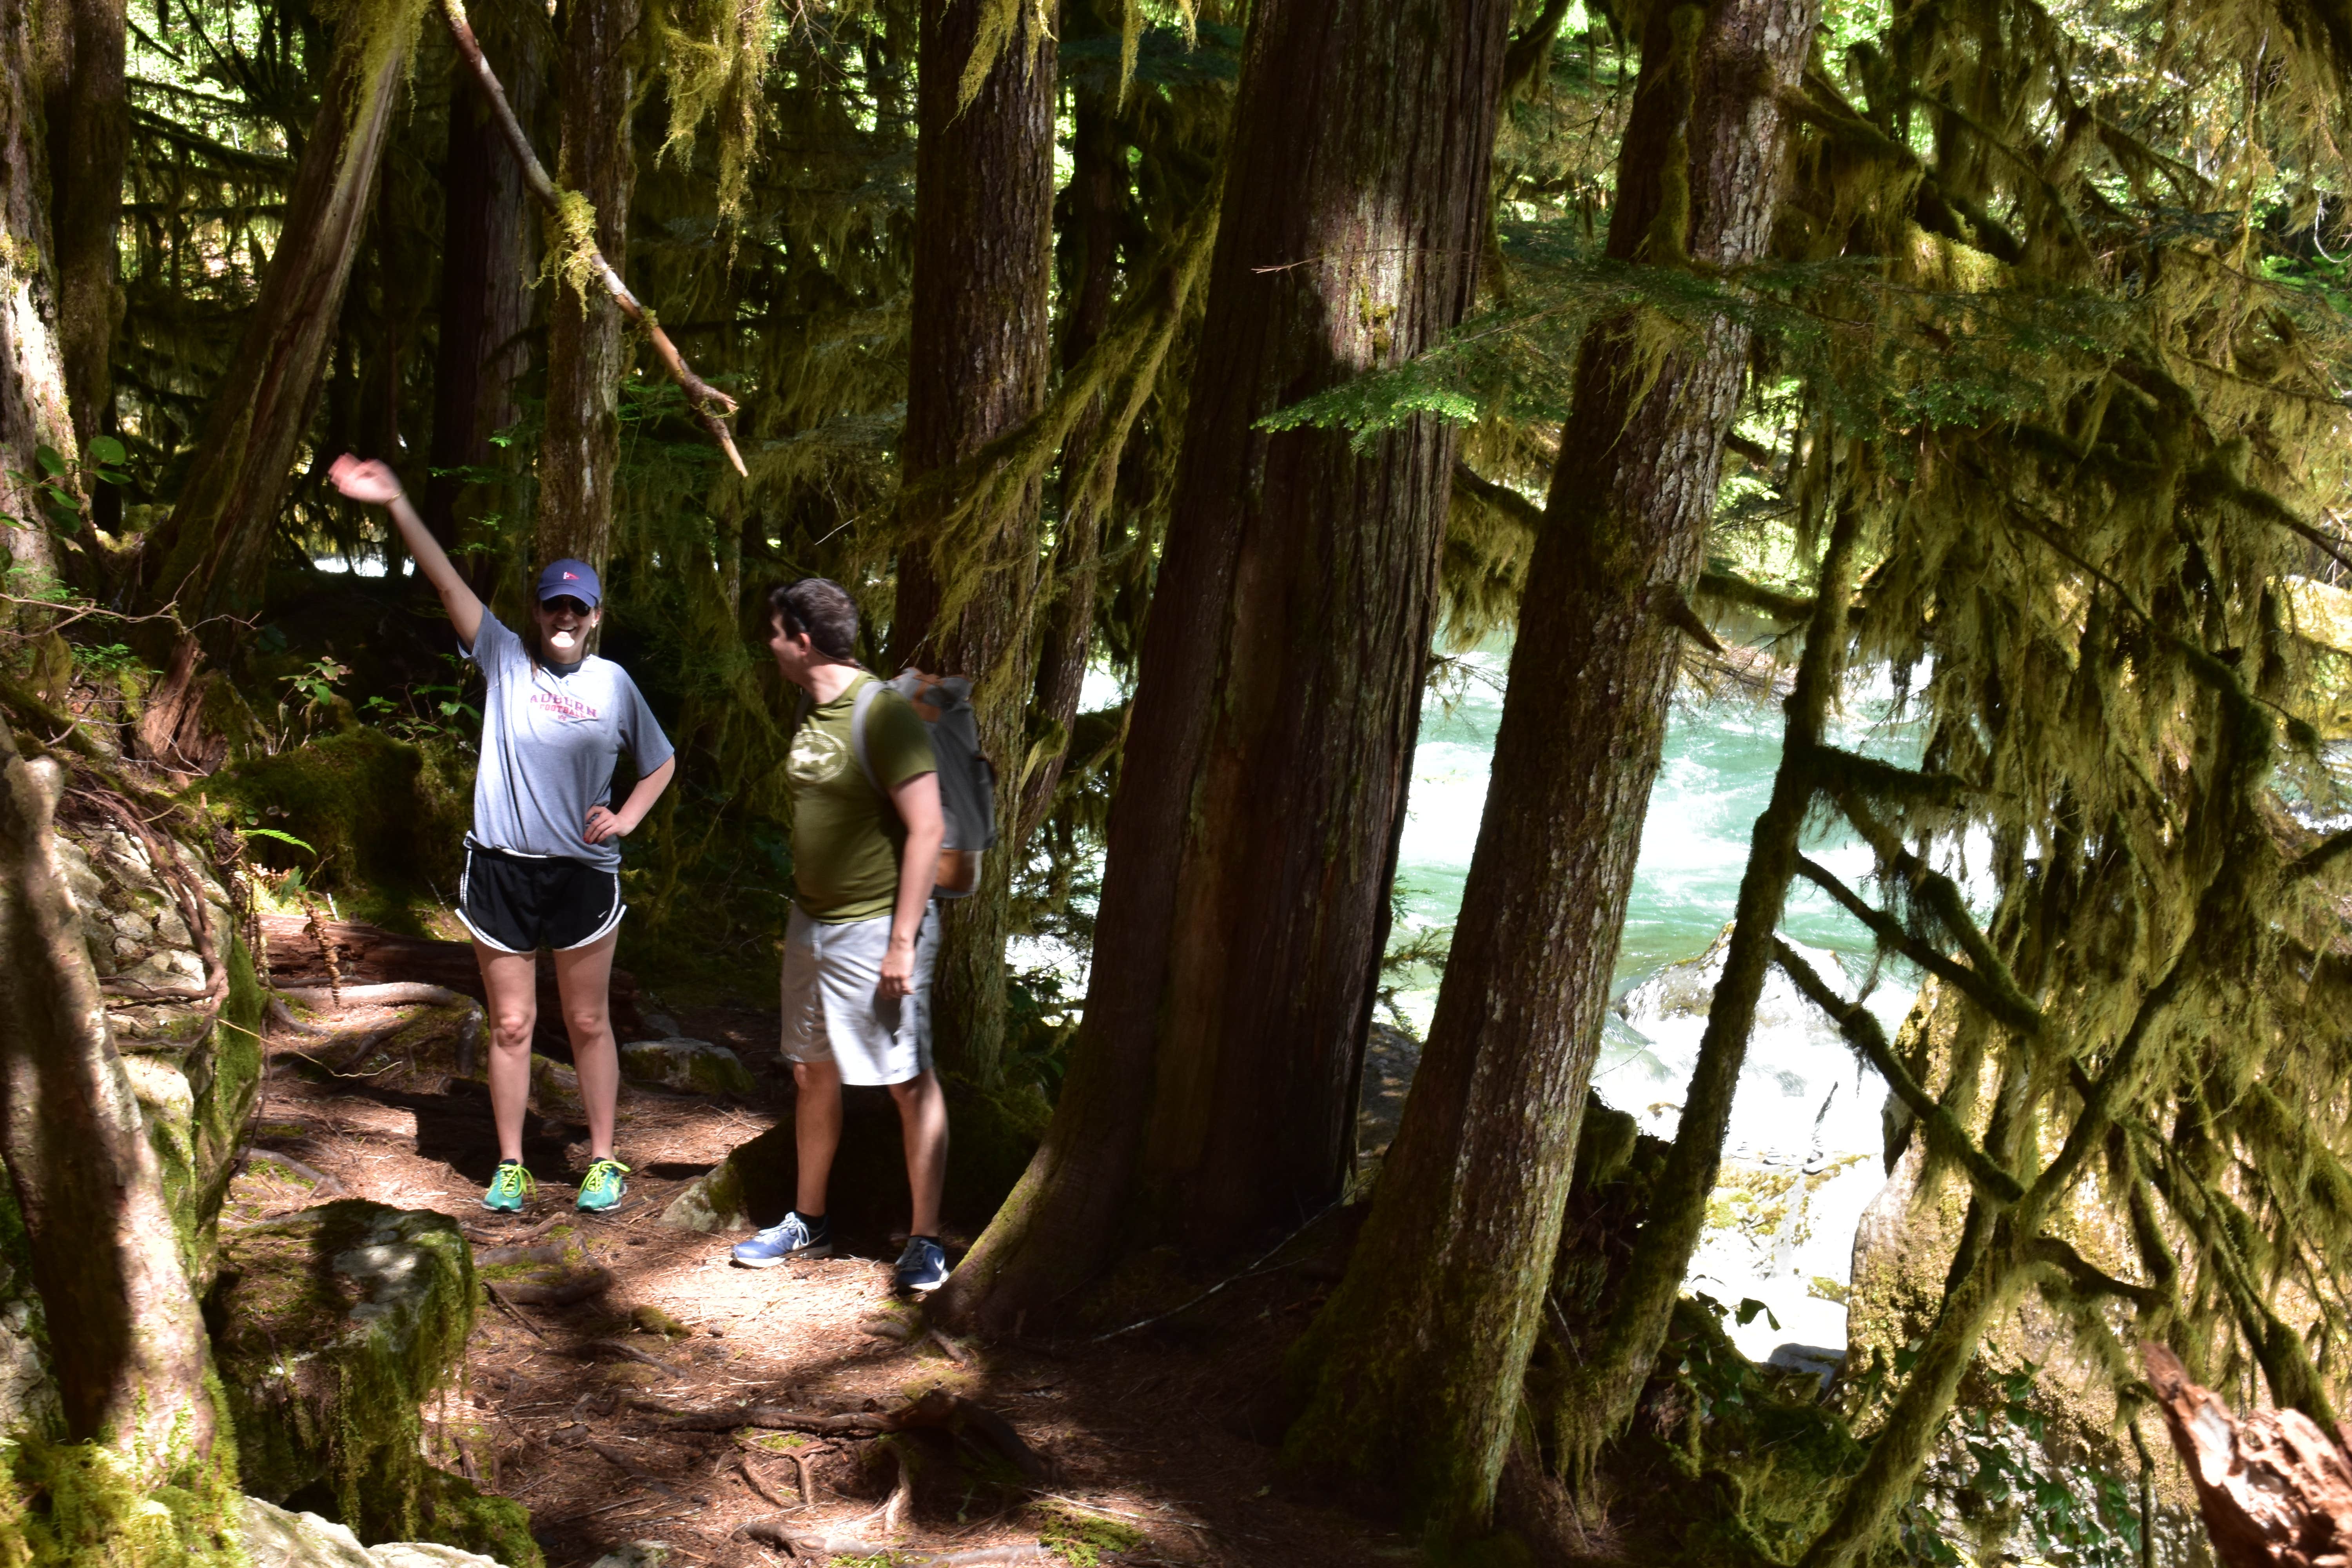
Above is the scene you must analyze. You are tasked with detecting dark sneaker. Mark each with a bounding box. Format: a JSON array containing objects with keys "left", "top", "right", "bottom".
[
  {"left": 894, "top": 1235, "right": 949, "bottom": 1293},
  {"left": 731, "top": 1212, "right": 832, "bottom": 1268},
  {"left": 576, "top": 1158, "right": 630, "bottom": 1212},
  {"left": 481, "top": 1161, "right": 535, "bottom": 1212}
]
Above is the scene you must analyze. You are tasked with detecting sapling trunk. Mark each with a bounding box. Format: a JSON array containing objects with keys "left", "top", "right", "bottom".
[{"left": 1558, "top": 499, "right": 1865, "bottom": 1456}]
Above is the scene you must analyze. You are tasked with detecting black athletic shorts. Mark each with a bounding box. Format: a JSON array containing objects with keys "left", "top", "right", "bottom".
[{"left": 457, "top": 838, "right": 625, "bottom": 954}]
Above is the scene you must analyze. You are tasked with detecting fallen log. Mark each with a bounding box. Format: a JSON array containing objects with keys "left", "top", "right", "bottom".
[
  {"left": 261, "top": 913, "right": 650, "bottom": 1049},
  {"left": 2143, "top": 1342, "right": 2352, "bottom": 1568}
]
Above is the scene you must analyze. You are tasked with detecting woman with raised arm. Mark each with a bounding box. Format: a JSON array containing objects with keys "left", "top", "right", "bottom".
[{"left": 327, "top": 455, "right": 677, "bottom": 1214}]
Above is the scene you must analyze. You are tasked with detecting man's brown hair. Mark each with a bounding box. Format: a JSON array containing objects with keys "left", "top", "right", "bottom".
[{"left": 769, "top": 578, "right": 859, "bottom": 662}]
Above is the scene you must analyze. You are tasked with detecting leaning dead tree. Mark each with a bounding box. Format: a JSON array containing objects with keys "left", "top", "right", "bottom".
[
  {"left": 438, "top": 0, "right": 746, "bottom": 477},
  {"left": 2143, "top": 1343, "right": 2352, "bottom": 1568}
]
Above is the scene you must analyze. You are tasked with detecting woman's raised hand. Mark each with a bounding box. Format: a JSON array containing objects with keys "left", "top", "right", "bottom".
[{"left": 328, "top": 454, "right": 403, "bottom": 506}]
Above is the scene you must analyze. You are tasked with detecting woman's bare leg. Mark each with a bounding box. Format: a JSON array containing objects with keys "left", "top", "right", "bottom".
[
  {"left": 552, "top": 929, "right": 621, "bottom": 1161},
  {"left": 475, "top": 942, "right": 539, "bottom": 1165}
]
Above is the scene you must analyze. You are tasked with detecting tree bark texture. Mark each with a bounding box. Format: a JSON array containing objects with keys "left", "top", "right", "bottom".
[
  {"left": 886, "top": 0, "right": 1056, "bottom": 1085},
  {"left": 1014, "top": 18, "right": 1123, "bottom": 853},
  {"left": 936, "top": 0, "right": 1511, "bottom": 1325},
  {"left": 426, "top": 0, "right": 544, "bottom": 572},
  {"left": 2141, "top": 1342, "right": 2352, "bottom": 1568},
  {"left": 1560, "top": 501, "right": 1863, "bottom": 1453},
  {"left": 143, "top": 0, "right": 432, "bottom": 630},
  {"left": 1280, "top": 0, "right": 1822, "bottom": 1533},
  {"left": 0, "top": 0, "right": 74, "bottom": 629},
  {"left": 0, "top": 719, "right": 216, "bottom": 1472},
  {"left": 37, "top": 0, "right": 127, "bottom": 453},
  {"left": 534, "top": 0, "right": 638, "bottom": 575}
]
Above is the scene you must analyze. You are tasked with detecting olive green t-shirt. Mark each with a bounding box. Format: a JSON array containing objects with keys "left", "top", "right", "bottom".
[{"left": 786, "top": 674, "right": 937, "bottom": 923}]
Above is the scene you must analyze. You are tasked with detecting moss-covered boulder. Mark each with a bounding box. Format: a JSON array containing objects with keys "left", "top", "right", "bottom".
[
  {"left": 617, "top": 1037, "right": 755, "bottom": 1096},
  {"left": 211, "top": 1202, "right": 534, "bottom": 1566},
  {"left": 211, "top": 727, "right": 468, "bottom": 900}
]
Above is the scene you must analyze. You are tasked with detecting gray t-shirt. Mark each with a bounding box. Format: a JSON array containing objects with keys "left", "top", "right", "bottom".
[{"left": 463, "top": 610, "right": 674, "bottom": 870}]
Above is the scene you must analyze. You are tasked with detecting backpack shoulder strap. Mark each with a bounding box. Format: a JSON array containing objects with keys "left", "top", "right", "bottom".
[{"left": 847, "top": 676, "right": 885, "bottom": 797}]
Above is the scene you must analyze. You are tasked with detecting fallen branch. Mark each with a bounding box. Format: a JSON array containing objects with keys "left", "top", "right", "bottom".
[
  {"left": 437, "top": 0, "right": 746, "bottom": 475},
  {"left": 480, "top": 1279, "right": 550, "bottom": 1341},
  {"left": 575, "top": 1339, "right": 679, "bottom": 1378},
  {"left": 237, "top": 1149, "right": 346, "bottom": 1197},
  {"left": 275, "top": 982, "right": 473, "bottom": 1011},
  {"left": 730, "top": 1519, "right": 1040, "bottom": 1565}
]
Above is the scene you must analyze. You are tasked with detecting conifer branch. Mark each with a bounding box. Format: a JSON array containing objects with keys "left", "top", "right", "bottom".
[
  {"left": 1771, "top": 937, "right": 2024, "bottom": 1206},
  {"left": 1694, "top": 566, "right": 1813, "bottom": 622},
  {"left": 1792, "top": 854, "right": 2042, "bottom": 1035},
  {"left": 437, "top": 0, "right": 747, "bottom": 477},
  {"left": 2026, "top": 1236, "right": 2164, "bottom": 1310}
]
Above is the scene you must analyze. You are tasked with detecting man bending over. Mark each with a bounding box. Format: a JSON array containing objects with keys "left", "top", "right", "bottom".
[{"left": 731, "top": 579, "right": 952, "bottom": 1292}]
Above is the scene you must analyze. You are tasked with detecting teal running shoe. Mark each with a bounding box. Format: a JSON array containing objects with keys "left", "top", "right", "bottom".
[
  {"left": 576, "top": 1157, "right": 630, "bottom": 1212},
  {"left": 481, "top": 1161, "right": 534, "bottom": 1212}
]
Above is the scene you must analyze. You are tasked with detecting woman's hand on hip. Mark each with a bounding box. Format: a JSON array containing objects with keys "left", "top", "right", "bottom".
[{"left": 583, "top": 806, "right": 634, "bottom": 844}]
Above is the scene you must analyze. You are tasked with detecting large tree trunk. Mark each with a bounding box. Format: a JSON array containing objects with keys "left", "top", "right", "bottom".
[
  {"left": 0, "top": 0, "right": 76, "bottom": 633},
  {"left": 1014, "top": 1, "right": 1122, "bottom": 852},
  {"left": 0, "top": 718, "right": 216, "bottom": 1476},
  {"left": 37, "top": 0, "right": 126, "bottom": 475},
  {"left": 938, "top": 0, "right": 1511, "bottom": 1321},
  {"left": 885, "top": 0, "right": 1056, "bottom": 1085},
  {"left": 141, "top": 0, "right": 432, "bottom": 632},
  {"left": 1279, "top": 0, "right": 1823, "bottom": 1533},
  {"left": 534, "top": 0, "right": 639, "bottom": 575},
  {"left": 425, "top": 0, "right": 543, "bottom": 578}
]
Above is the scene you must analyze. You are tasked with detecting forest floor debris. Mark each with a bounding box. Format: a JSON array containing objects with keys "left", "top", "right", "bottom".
[{"left": 233, "top": 957, "right": 1421, "bottom": 1568}]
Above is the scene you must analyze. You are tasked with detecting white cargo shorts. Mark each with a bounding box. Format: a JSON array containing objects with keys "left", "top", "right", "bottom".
[{"left": 779, "top": 904, "right": 940, "bottom": 1086}]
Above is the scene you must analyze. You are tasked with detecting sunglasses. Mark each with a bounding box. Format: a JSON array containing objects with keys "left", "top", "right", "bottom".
[{"left": 539, "top": 597, "right": 593, "bottom": 617}]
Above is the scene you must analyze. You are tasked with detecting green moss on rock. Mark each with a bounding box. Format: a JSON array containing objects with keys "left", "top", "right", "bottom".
[{"left": 211, "top": 1203, "right": 492, "bottom": 1553}]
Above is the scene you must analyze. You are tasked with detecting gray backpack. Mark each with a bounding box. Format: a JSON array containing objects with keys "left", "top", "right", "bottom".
[{"left": 797, "top": 670, "right": 997, "bottom": 898}]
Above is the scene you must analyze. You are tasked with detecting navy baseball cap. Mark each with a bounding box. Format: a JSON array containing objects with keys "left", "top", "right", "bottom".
[{"left": 536, "top": 559, "right": 601, "bottom": 607}]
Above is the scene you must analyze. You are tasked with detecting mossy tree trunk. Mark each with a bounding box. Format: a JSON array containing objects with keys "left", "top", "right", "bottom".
[
  {"left": 534, "top": 0, "right": 638, "bottom": 579},
  {"left": 936, "top": 0, "right": 1511, "bottom": 1323},
  {"left": 1014, "top": 0, "right": 1122, "bottom": 853},
  {"left": 0, "top": 717, "right": 217, "bottom": 1475},
  {"left": 141, "top": 0, "right": 432, "bottom": 634},
  {"left": 36, "top": 0, "right": 125, "bottom": 520},
  {"left": 0, "top": 0, "right": 76, "bottom": 632},
  {"left": 425, "top": 0, "right": 544, "bottom": 584},
  {"left": 1557, "top": 499, "right": 1864, "bottom": 1454},
  {"left": 1278, "top": 0, "right": 1823, "bottom": 1534},
  {"left": 885, "top": 0, "right": 1056, "bottom": 1085}
]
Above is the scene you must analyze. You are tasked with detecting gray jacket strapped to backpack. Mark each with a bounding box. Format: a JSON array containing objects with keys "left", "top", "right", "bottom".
[{"left": 794, "top": 671, "right": 997, "bottom": 898}]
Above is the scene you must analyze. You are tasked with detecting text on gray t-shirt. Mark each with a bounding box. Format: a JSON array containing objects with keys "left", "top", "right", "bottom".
[{"left": 463, "top": 610, "right": 675, "bottom": 870}]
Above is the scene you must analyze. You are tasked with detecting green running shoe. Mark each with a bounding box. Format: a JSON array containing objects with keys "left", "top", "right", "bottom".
[
  {"left": 481, "top": 1160, "right": 535, "bottom": 1212},
  {"left": 576, "top": 1157, "right": 630, "bottom": 1212}
]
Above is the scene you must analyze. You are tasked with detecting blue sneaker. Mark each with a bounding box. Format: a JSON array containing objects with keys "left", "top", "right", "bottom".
[
  {"left": 576, "top": 1157, "right": 630, "bottom": 1212},
  {"left": 894, "top": 1235, "right": 949, "bottom": 1293},
  {"left": 481, "top": 1161, "right": 535, "bottom": 1212},
  {"left": 731, "top": 1212, "right": 832, "bottom": 1269}
]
